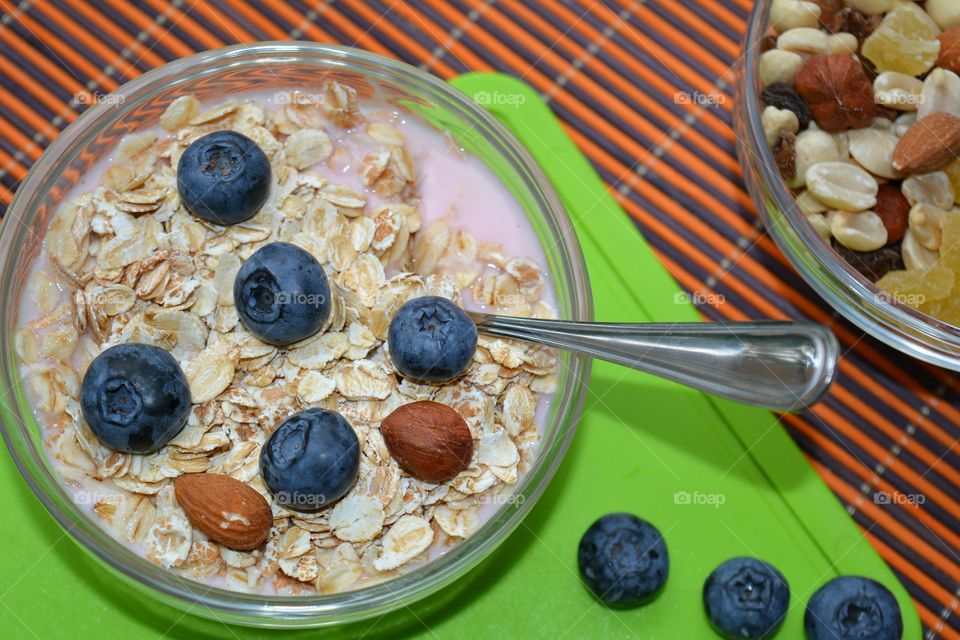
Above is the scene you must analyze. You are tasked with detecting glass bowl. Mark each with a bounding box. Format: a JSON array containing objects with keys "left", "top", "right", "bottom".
[
  {"left": 736, "top": 1, "right": 960, "bottom": 370},
  {"left": 0, "top": 42, "right": 591, "bottom": 628}
]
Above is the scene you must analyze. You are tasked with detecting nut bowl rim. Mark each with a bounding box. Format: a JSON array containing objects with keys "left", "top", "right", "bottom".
[{"left": 0, "top": 42, "right": 592, "bottom": 628}]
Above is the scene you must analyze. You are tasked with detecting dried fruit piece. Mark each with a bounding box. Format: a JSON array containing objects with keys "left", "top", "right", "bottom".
[
  {"left": 840, "top": 6, "right": 882, "bottom": 42},
  {"left": 795, "top": 54, "right": 876, "bottom": 131},
  {"left": 893, "top": 113, "right": 960, "bottom": 173},
  {"left": 831, "top": 240, "right": 904, "bottom": 281},
  {"left": 761, "top": 83, "right": 812, "bottom": 128},
  {"left": 173, "top": 473, "right": 271, "bottom": 551},
  {"left": 862, "top": 3, "right": 942, "bottom": 77},
  {"left": 380, "top": 401, "right": 473, "bottom": 483},
  {"left": 938, "top": 210, "right": 960, "bottom": 271},
  {"left": 773, "top": 131, "right": 797, "bottom": 181},
  {"left": 874, "top": 184, "right": 910, "bottom": 243},
  {"left": 876, "top": 265, "right": 955, "bottom": 306},
  {"left": 919, "top": 296, "right": 960, "bottom": 325}
]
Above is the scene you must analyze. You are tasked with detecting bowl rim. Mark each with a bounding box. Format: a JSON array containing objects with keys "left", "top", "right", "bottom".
[
  {"left": 0, "top": 41, "right": 592, "bottom": 626},
  {"left": 738, "top": 1, "right": 960, "bottom": 370}
]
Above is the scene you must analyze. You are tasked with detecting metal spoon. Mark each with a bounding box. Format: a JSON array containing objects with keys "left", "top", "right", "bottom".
[{"left": 469, "top": 313, "right": 839, "bottom": 412}]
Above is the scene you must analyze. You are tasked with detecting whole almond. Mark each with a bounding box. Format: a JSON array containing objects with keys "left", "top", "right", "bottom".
[
  {"left": 893, "top": 113, "right": 960, "bottom": 174},
  {"left": 795, "top": 54, "right": 876, "bottom": 132},
  {"left": 938, "top": 28, "right": 960, "bottom": 75},
  {"left": 874, "top": 184, "right": 910, "bottom": 243},
  {"left": 380, "top": 401, "right": 473, "bottom": 483},
  {"left": 173, "top": 473, "right": 272, "bottom": 551}
]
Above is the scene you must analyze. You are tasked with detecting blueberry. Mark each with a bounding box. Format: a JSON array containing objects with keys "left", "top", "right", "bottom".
[
  {"left": 387, "top": 296, "right": 478, "bottom": 383},
  {"left": 259, "top": 408, "right": 359, "bottom": 512},
  {"left": 177, "top": 130, "right": 270, "bottom": 225},
  {"left": 234, "top": 242, "right": 331, "bottom": 346},
  {"left": 80, "top": 343, "right": 191, "bottom": 453},
  {"left": 703, "top": 557, "right": 790, "bottom": 639},
  {"left": 805, "top": 576, "right": 903, "bottom": 640},
  {"left": 577, "top": 513, "right": 669, "bottom": 607}
]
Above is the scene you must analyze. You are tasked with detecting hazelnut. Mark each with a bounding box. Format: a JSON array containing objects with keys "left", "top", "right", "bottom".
[{"left": 795, "top": 54, "right": 876, "bottom": 132}]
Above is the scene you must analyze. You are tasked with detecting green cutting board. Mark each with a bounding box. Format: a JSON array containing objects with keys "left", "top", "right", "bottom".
[{"left": 0, "top": 73, "right": 919, "bottom": 639}]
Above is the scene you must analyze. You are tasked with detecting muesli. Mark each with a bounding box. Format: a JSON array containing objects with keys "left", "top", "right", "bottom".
[{"left": 17, "top": 82, "right": 558, "bottom": 594}]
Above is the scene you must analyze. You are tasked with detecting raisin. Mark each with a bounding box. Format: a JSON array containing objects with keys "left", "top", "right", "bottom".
[
  {"left": 773, "top": 131, "right": 797, "bottom": 181},
  {"left": 760, "top": 34, "right": 778, "bottom": 53},
  {"left": 832, "top": 240, "right": 905, "bottom": 282},
  {"left": 761, "top": 83, "right": 812, "bottom": 129},
  {"left": 843, "top": 8, "right": 882, "bottom": 43}
]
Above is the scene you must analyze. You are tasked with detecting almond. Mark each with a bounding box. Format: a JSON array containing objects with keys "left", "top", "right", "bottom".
[
  {"left": 893, "top": 112, "right": 960, "bottom": 174},
  {"left": 938, "top": 27, "right": 960, "bottom": 74},
  {"left": 795, "top": 54, "right": 876, "bottom": 132},
  {"left": 380, "top": 401, "right": 473, "bottom": 483},
  {"left": 173, "top": 473, "right": 272, "bottom": 551}
]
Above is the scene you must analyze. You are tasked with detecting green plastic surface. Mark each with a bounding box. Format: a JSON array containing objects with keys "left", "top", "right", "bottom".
[{"left": 0, "top": 73, "right": 919, "bottom": 639}]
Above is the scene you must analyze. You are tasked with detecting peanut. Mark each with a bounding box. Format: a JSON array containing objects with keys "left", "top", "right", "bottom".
[
  {"left": 806, "top": 162, "right": 879, "bottom": 211},
  {"left": 831, "top": 210, "right": 888, "bottom": 251}
]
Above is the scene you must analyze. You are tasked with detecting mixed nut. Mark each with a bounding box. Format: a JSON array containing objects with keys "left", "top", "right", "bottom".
[{"left": 763, "top": 0, "right": 960, "bottom": 321}]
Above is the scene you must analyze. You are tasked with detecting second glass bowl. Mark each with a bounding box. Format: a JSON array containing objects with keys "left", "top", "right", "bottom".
[{"left": 736, "top": 0, "right": 960, "bottom": 370}]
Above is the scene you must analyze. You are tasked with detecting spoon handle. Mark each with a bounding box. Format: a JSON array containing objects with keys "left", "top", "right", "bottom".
[{"left": 468, "top": 314, "right": 839, "bottom": 412}]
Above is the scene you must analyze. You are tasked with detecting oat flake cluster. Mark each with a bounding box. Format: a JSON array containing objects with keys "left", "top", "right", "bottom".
[{"left": 17, "top": 82, "right": 558, "bottom": 594}]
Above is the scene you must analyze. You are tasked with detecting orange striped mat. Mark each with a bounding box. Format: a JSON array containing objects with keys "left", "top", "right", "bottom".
[{"left": 0, "top": 1, "right": 958, "bottom": 637}]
